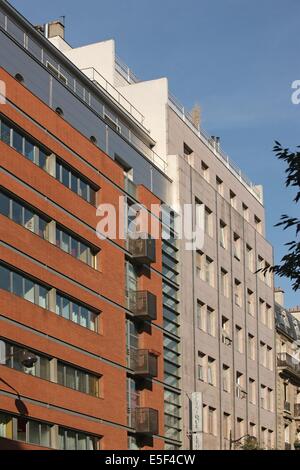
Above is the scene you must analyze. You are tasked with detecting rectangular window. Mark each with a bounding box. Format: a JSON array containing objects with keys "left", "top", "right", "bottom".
[
  {"left": 55, "top": 293, "right": 99, "bottom": 332},
  {"left": 249, "top": 378, "right": 256, "bottom": 404},
  {"left": 247, "top": 289, "right": 254, "bottom": 316},
  {"left": 234, "top": 279, "right": 242, "bottom": 307},
  {"left": 216, "top": 176, "right": 224, "bottom": 196},
  {"left": 219, "top": 220, "right": 227, "bottom": 249},
  {"left": 204, "top": 207, "right": 213, "bottom": 237},
  {"left": 221, "top": 268, "right": 229, "bottom": 297},
  {"left": 201, "top": 161, "right": 209, "bottom": 182},
  {"left": 230, "top": 190, "right": 236, "bottom": 209},
  {"left": 222, "top": 365, "right": 230, "bottom": 393},
  {"left": 58, "top": 427, "right": 99, "bottom": 450},
  {"left": 57, "top": 362, "right": 99, "bottom": 397},
  {"left": 235, "top": 325, "right": 243, "bottom": 353},
  {"left": 255, "top": 215, "right": 262, "bottom": 234},
  {"left": 56, "top": 225, "right": 97, "bottom": 267},
  {"left": 248, "top": 333, "right": 256, "bottom": 360},
  {"left": 242, "top": 203, "right": 249, "bottom": 221},
  {"left": 246, "top": 244, "right": 254, "bottom": 272},
  {"left": 55, "top": 160, "right": 97, "bottom": 205},
  {"left": 233, "top": 233, "right": 241, "bottom": 260}
]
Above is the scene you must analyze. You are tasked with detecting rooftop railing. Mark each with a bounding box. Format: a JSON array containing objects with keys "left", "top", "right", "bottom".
[
  {"left": 115, "top": 55, "right": 140, "bottom": 84},
  {"left": 0, "top": 7, "right": 167, "bottom": 174},
  {"left": 168, "top": 93, "right": 263, "bottom": 203}
]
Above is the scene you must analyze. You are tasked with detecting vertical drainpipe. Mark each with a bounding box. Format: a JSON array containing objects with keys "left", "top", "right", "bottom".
[
  {"left": 243, "top": 216, "right": 249, "bottom": 435},
  {"left": 254, "top": 232, "right": 261, "bottom": 446},
  {"left": 229, "top": 203, "right": 236, "bottom": 443}
]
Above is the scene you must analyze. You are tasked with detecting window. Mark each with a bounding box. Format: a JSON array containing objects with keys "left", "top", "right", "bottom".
[
  {"left": 4, "top": 340, "right": 50, "bottom": 380},
  {"left": 260, "top": 384, "right": 266, "bottom": 409},
  {"left": 183, "top": 142, "right": 193, "bottom": 156},
  {"left": 197, "top": 352, "right": 205, "bottom": 381},
  {"left": 204, "top": 207, "right": 213, "bottom": 237},
  {"left": 207, "top": 307, "right": 215, "bottom": 336},
  {"left": 242, "top": 203, "right": 249, "bottom": 221},
  {"left": 219, "top": 220, "right": 227, "bottom": 249},
  {"left": 248, "top": 333, "right": 256, "bottom": 360},
  {"left": 230, "top": 190, "right": 236, "bottom": 209},
  {"left": 56, "top": 160, "right": 96, "bottom": 205},
  {"left": 203, "top": 405, "right": 216, "bottom": 435},
  {"left": 249, "top": 422, "right": 256, "bottom": 437},
  {"left": 266, "top": 304, "right": 273, "bottom": 329},
  {"left": 235, "top": 325, "right": 243, "bottom": 353},
  {"left": 197, "top": 301, "right": 206, "bottom": 331},
  {"left": 197, "top": 251, "right": 214, "bottom": 286},
  {"left": 0, "top": 116, "right": 49, "bottom": 169},
  {"left": 58, "top": 427, "right": 99, "bottom": 450},
  {"left": 222, "top": 365, "right": 230, "bottom": 392},
  {"left": 237, "top": 418, "right": 244, "bottom": 439},
  {"left": 56, "top": 294, "right": 98, "bottom": 332},
  {"left": 127, "top": 377, "right": 140, "bottom": 427},
  {"left": 249, "top": 378, "right": 256, "bottom": 404},
  {"left": 16, "top": 416, "right": 51, "bottom": 447},
  {"left": 221, "top": 268, "right": 229, "bottom": 297},
  {"left": 201, "top": 161, "right": 209, "bottom": 182},
  {"left": 0, "top": 263, "right": 49, "bottom": 309},
  {"left": 246, "top": 244, "right": 254, "bottom": 272},
  {"left": 234, "top": 279, "right": 242, "bottom": 307},
  {"left": 207, "top": 357, "right": 216, "bottom": 386},
  {"left": 0, "top": 412, "right": 13, "bottom": 439},
  {"left": 236, "top": 372, "right": 245, "bottom": 398},
  {"left": 267, "top": 346, "right": 273, "bottom": 371},
  {"left": 222, "top": 316, "right": 232, "bottom": 345},
  {"left": 56, "top": 225, "right": 97, "bottom": 267},
  {"left": 233, "top": 233, "right": 241, "bottom": 260},
  {"left": 223, "top": 413, "right": 231, "bottom": 440},
  {"left": 267, "top": 388, "right": 274, "bottom": 412},
  {"left": 57, "top": 362, "right": 99, "bottom": 397},
  {"left": 260, "top": 342, "right": 267, "bottom": 367},
  {"left": 255, "top": 215, "right": 262, "bottom": 234},
  {"left": 247, "top": 289, "right": 254, "bottom": 316},
  {"left": 259, "top": 298, "right": 266, "bottom": 324},
  {"left": 0, "top": 189, "right": 49, "bottom": 238},
  {"left": 216, "top": 176, "right": 224, "bottom": 196}
]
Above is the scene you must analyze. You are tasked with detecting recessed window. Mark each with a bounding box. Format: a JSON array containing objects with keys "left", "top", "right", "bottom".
[
  {"left": 201, "top": 161, "right": 209, "bottom": 182},
  {"left": 216, "top": 176, "right": 224, "bottom": 196},
  {"left": 242, "top": 203, "right": 249, "bottom": 221},
  {"left": 254, "top": 215, "right": 262, "bottom": 234},
  {"left": 230, "top": 190, "right": 236, "bottom": 209}
]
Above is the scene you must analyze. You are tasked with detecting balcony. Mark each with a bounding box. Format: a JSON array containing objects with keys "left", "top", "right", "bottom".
[
  {"left": 277, "top": 353, "right": 300, "bottom": 380},
  {"left": 131, "top": 349, "right": 158, "bottom": 378},
  {"left": 128, "top": 290, "right": 157, "bottom": 322},
  {"left": 128, "top": 237, "right": 156, "bottom": 265},
  {"left": 134, "top": 407, "right": 159, "bottom": 435},
  {"left": 294, "top": 404, "right": 300, "bottom": 418}
]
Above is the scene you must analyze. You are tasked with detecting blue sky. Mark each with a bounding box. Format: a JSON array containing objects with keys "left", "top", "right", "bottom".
[{"left": 10, "top": 0, "right": 300, "bottom": 307}]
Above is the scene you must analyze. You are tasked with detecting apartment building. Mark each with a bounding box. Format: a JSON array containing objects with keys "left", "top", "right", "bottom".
[
  {"left": 0, "top": 0, "right": 177, "bottom": 450},
  {"left": 0, "top": 0, "right": 278, "bottom": 451},
  {"left": 275, "top": 288, "right": 300, "bottom": 450}
]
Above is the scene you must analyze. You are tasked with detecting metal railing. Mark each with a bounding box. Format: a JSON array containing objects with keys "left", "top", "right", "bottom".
[
  {"left": 168, "top": 93, "right": 263, "bottom": 203},
  {"left": 115, "top": 55, "right": 140, "bottom": 84},
  {"left": 277, "top": 353, "right": 300, "bottom": 377},
  {"left": 82, "top": 66, "right": 145, "bottom": 127},
  {"left": 0, "top": 7, "right": 168, "bottom": 174}
]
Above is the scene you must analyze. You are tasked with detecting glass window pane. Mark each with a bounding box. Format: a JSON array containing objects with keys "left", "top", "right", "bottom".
[
  {"left": 12, "top": 272, "right": 23, "bottom": 297},
  {"left": 12, "top": 200, "right": 23, "bottom": 225},
  {"left": 88, "top": 375, "right": 98, "bottom": 397},
  {"left": 28, "top": 420, "right": 40, "bottom": 445},
  {"left": 66, "top": 430, "right": 76, "bottom": 450},
  {"left": 39, "top": 357, "right": 50, "bottom": 380},
  {"left": 56, "top": 294, "right": 62, "bottom": 314},
  {"left": 17, "top": 417, "right": 27, "bottom": 442},
  {"left": 38, "top": 286, "right": 48, "bottom": 309},
  {"left": 40, "top": 424, "right": 50, "bottom": 447},
  {"left": 24, "top": 208, "right": 35, "bottom": 232},
  {"left": 1, "top": 121, "right": 11, "bottom": 145},
  {"left": 62, "top": 166, "right": 70, "bottom": 188},
  {"left": 56, "top": 162, "right": 61, "bottom": 181},
  {"left": 66, "top": 367, "right": 76, "bottom": 389},
  {"left": 57, "top": 363, "right": 65, "bottom": 385},
  {"left": 24, "top": 278, "right": 35, "bottom": 303},
  {"left": 38, "top": 217, "right": 47, "bottom": 238},
  {"left": 89, "top": 312, "right": 97, "bottom": 332},
  {"left": 0, "top": 192, "right": 10, "bottom": 217},
  {"left": 71, "top": 173, "right": 78, "bottom": 193},
  {"left": 62, "top": 297, "right": 70, "bottom": 319},
  {"left": 89, "top": 188, "right": 96, "bottom": 206},
  {"left": 0, "top": 413, "right": 13, "bottom": 439},
  {"left": 71, "top": 303, "right": 79, "bottom": 324},
  {"left": 12, "top": 129, "right": 23, "bottom": 153},
  {"left": 79, "top": 243, "right": 88, "bottom": 263},
  {"left": 80, "top": 307, "right": 88, "bottom": 328},
  {"left": 0, "top": 265, "right": 10, "bottom": 291},
  {"left": 58, "top": 429, "right": 65, "bottom": 449},
  {"left": 39, "top": 149, "right": 48, "bottom": 170},
  {"left": 77, "top": 433, "right": 87, "bottom": 450},
  {"left": 87, "top": 436, "right": 97, "bottom": 450},
  {"left": 71, "top": 238, "right": 78, "bottom": 258},
  {"left": 61, "top": 231, "right": 70, "bottom": 253},
  {"left": 76, "top": 370, "right": 86, "bottom": 393},
  {"left": 79, "top": 180, "right": 88, "bottom": 200},
  {"left": 24, "top": 139, "right": 35, "bottom": 161}
]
